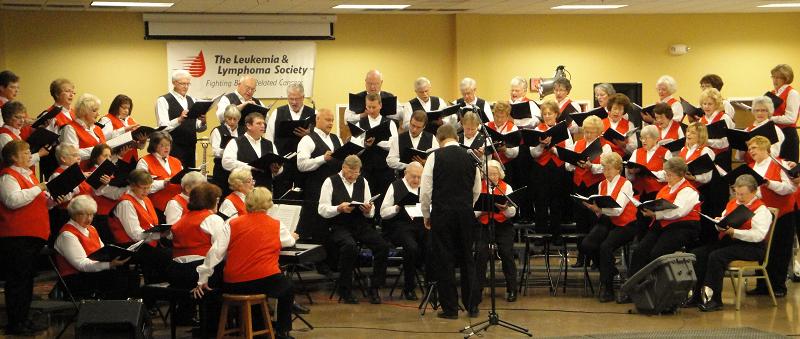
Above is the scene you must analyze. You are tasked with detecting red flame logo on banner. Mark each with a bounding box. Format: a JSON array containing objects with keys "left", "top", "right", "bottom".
[{"left": 180, "top": 50, "right": 206, "bottom": 77}]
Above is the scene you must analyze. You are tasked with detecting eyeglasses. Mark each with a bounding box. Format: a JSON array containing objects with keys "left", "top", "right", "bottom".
[{"left": 176, "top": 82, "right": 191, "bottom": 87}]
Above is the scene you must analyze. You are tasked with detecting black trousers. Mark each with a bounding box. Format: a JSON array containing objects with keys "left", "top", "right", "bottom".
[
  {"left": 132, "top": 244, "right": 173, "bottom": 284},
  {"left": 330, "top": 222, "right": 390, "bottom": 291},
  {"left": 761, "top": 212, "right": 796, "bottom": 293},
  {"left": 474, "top": 220, "right": 518, "bottom": 300},
  {"left": 580, "top": 218, "right": 641, "bottom": 287},
  {"left": 780, "top": 126, "right": 799, "bottom": 163},
  {"left": 696, "top": 175, "right": 730, "bottom": 247},
  {"left": 170, "top": 142, "right": 196, "bottom": 168},
  {"left": 362, "top": 167, "right": 395, "bottom": 221},
  {"left": 63, "top": 270, "right": 133, "bottom": 300},
  {"left": 224, "top": 273, "right": 294, "bottom": 333},
  {"left": 691, "top": 238, "right": 764, "bottom": 302},
  {"left": 384, "top": 221, "right": 425, "bottom": 291},
  {"left": 509, "top": 149, "right": 535, "bottom": 220},
  {"left": 430, "top": 208, "right": 477, "bottom": 313},
  {"left": 573, "top": 182, "right": 599, "bottom": 235},
  {"left": 166, "top": 260, "right": 224, "bottom": 327},
  {"left": 630, "top": 221, "right": 699, "bottom": 276},
  {"left": 534, "top": 162, "right": 567, "bottom": 236},
  {"left": 0, "top": 236, "right": 45, "bottom": 329}
]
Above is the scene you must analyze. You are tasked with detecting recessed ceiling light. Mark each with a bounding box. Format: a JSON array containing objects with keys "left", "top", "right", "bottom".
[
  {"left": 551, "top": 4, "right": 628, "bottom": 10},
  {"left": 332, "top": 4, "right": 410, "bottom": 10},
  {"left": 757, "top": 3, "right": 800, "bottom": 8},
  {"left": 91, "top": 1, "right": 174, "bottom": 7}
]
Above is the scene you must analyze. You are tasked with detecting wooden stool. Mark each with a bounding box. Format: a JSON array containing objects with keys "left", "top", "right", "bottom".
[{"left": 217, "top": 294, "right": 275, "bottom": 339}]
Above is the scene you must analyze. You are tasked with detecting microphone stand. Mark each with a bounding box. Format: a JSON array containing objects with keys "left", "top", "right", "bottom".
[{"left": 460, "top": 123, "right": 531, "bottom": 338}]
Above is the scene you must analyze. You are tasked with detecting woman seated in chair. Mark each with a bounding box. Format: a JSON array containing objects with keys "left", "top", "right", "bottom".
[
  {"left": 54, "top": 195, "right": 130, "bottom": 299},
  {"left": 626, "top": 125, "right": 670, "bottom": 202},
  {"left": 193, "top": 187, "right": 298, "bottom": 339},
  {"left": 164, "top": 171, "right": 207, "bottom": 225},
  {"left": 580, "top": 153, "right": 641, "bottom": 303},
  {"left": 136, "top": 131, "right": 183, "bottom": 218},
  {"left": 689, "top": 174, "right": 772, "bottom": 311},
  {"left": 218, "top": 168, "right": 254, "bottom": 219}
]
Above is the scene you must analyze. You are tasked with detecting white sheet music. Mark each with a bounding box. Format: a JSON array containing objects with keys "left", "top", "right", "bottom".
[
  {"left": 268, "top": 204, "right": 303, "bottom": 233},
  {"left": 106, "top": 131, "right": 133, "bottom": 149},
  {"left": 404, "top": 203, "right": 424, "bottom": 219}
]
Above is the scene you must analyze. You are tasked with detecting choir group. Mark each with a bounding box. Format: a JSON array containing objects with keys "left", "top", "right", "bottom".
[{"left": 0, "top": 64, "right": 797, "bottom": 336}]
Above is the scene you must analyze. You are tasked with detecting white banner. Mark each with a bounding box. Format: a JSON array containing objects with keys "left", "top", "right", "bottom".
[{"left": 166, "top": 41, "right": 316, "bottom": 99}]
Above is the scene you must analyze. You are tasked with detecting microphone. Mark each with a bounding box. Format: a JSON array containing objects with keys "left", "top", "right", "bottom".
[
  {"left": 310, "top": 99, "right": 317, "bottom": 111},
  {"left": 279, "top": 183, "right": 303, "bottom": 200}
]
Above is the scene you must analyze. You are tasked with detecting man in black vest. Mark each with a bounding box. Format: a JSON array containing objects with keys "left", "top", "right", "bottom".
[
  {"left": 356, "top": 93, "right": 398, "bottom": 219},
  {"left": 221, "top": 112, "right": 282, "bottom": 189},
  {"left": 266, "top": 83, "right": 315, "bottom": 196},
  {"left": 408, "top": 77, "right": 451, "bottom": 133},
  {"left": 387, "top": 110, "right": 439, "bottom": 177},
  {"left": 155, "top": 70, "right": 207, "bottom": 167},
  {"left": 420, "top": 124, "right": 481, "bottom": 319},
  {"left": 214, "top": 75, "right": 263, "bottom": 128},
  {"left": 319, "top": 155, "right": 390, "bottom": 305},
  {"left": 344, "top": 69, "right": 402, "bottom": 123},
  {"left": 380, "top": 162, "right": 425, "bottom": 300},
  {"left": 454, "top": 77, "right": 493, "bottom": 123}
]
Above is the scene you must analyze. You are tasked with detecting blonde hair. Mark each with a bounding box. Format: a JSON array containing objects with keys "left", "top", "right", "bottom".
[
  {"left": 228, "top": 168, "right": 253, "bottom": 191},
  {"left": 582, "top": 115, "right": 603, "bottom": 133},
  {"left": 487, "top": 159, "right": 505, "bottom": 179},
  {"left": 343, "top": 155, "right": 362, "bottom": 169},
  {"left": 245, "top": 187, "right": 273, "bottom": 213},
  {"left": 600, "top": 152, "right": 622, "bottom": 170},
  {"left": 687, "top": 122, "right": 709, "bottom": 146},
  {"left": 75, "top": 93, "right": 100, "bottom": 119},
  {"left": 461, "top": 112, "right": 480, "bottom": 127},
  {"left": 493, "top": 100, "right": 511, "bottom": 115},
  {"left": 539, "top": 99, "right": 559, "bottom": 116},
  {"left": 699, "top": 88, "right": 723, "bottom": 111},
  {"left": 771, "top": 64, "right": 794, "bottom": 84},
  {"left": 747, "top": 135, "right": 771, "bottom": 151}
]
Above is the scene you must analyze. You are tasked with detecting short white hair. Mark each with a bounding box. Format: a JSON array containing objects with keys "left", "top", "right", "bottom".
[
  {"left": 223, "top": 104, "right": 241, "bottom": 120},
  {"left": 67, "top": 195, "right": 97, "bottom": 217},
  {"left": 172, "top": 70, "right": 191, "bottom": 82},
  {"left": 287, "top": 83, "right": 305, "bottom": 95},
  {"left": 656, "top": 75, "right": 677, "bottom": 94},
  {"left": 406, "top": 161, "right": 423, "bottom": 173},
  {"left": 55, "top": 143, "right": 77, "bottom": 160},
  {"left": 414, "top": 77, "right": 431, "bottom": 91},
  {"left": 74, "top": 93, "right": 100, "bottom": 119},
  {"left": 487, "top": 159, "right": 505, "bottom": 180},
  {"left": 460, "top": 77, "right": 477, "bottom": 92},
  {"left": 751, "top": 96, "right": 775, "bottom": 115},
  {"left": 640, "top": 125, "right": 660, "bottom": 140},
  {"left": 181, "top": 171, "right": 207, "bottom": 190},
  {"left": 510, "top": 76, "right": 528, "bottom": 91},
  {"left": 365, "top": 69, "right": 383, "bottom": 81}
]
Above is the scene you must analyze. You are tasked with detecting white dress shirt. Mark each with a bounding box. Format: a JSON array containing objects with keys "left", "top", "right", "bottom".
[
  {"left": 598, "top": 175, "right": 634, "bottom": 217},
  {"left": 380, "top": 178, "right": 419, "bottom": 220},
  {"left": 717, "top": 197, "right": 771, "bottom": 243},
  {"left": 136, "top": 154, "right": 179, "bottom": 193},
  {"left": 387, "top": 132, "right": 440, "bottom": 171},
  {"left": 350, "top": 114, "right": 398, "bottom": 151},
  {"left": 659, "top": 120, "right": 685, "bottom": 141},
  {"left": 0, "top": 166, "right": 50, "bottom": 209},
  {"left": 115, "top": 191, "right": 160, "bottom": 242},
  {"left": 770, "top": 85, "right": 800, "bottom": 126},
  {"left": 164, "top": 193, "right": 188, "bottom": 225},
  {"left": 155, "top": 91, "right": 204, "bottom": 131},
  {"left": 218, "top": 191, "right": 245, "bottom": 218},
  {"left": 318, "top": 173, "right": 374, "bottom": 219},
  {"left": 751, "top": 158, "right": 797, "bottom": 196},
  {"left": 510, "top": 98, "right": 542, "bottom": 128},
  {"left": 54, "top": 221, "right": 111, "bottom": 272},
  {"left": 215, "top": 92, "right": 248, "bottom": 123},
  {"left": 723, "top": 100, "right": 736, "bottom": 119},
  {"left": 59, "top": 119, "right": 100, "bottom": 160},
  {"left": 210, "top": 125, "right": 240, "bottom": 158},
  {"left": 221, "top": 133, "right": 281, "bottom": 173},
  {"left": 625, "top": 145, "right": 671, "bottom": 182},
  {"left": 654, "top": 179, "right": 701, "bottom": 220},
  {"left": 402, "top": 96, "right": 453, "bottom": 130},
  {"left": 98, "top": 115, "right": 134, "bottom": 140},
  {"left": 173, "top": 213, "right": 226, "bottom": 264},
  {"left": 704, "top": 111, "right": 735, "bottom": 150},
  {"left": 296, "top": 128, "right": 341, "bottom": 173},
  {"left": 661, "top": 95, "right": 685, "bottom": 123},
  {"left": 420, "top": 141, "right": 482, "bottom": 219},
  {"left": 0, "top": 125, "right": 40, "bottom": 165}
]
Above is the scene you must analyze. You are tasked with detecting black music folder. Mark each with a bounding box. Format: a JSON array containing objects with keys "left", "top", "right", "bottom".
[
  {"left": 85, "top": 160, "right": 117, "bottom": 189},
  {"left": 659, "top": 138, "right": 686, "bottom": 153},
  {"left": 701, "top": 204, "right": 755, "bottom": 229},
  {"left": 131, "top": 125, "right": 168, "bottom": 141},
  {"left": 765, "top": 91, "right": 784, "bottom": 109},
  {"left": 723, "top": 164, "right": 766, "bottom": 186},
  {"left": 510, "top": 102, "right": 532, "bottom": 120},
  {"left": 427, "top": 104, "right": 461, "bottom": 121},
  {"left": 347, "top": 121, "right": 392, "bottom": 143},
  {"left": 143, "top": 224, "right": 172, "bottom": 233},
  {"left": 405, "top": 147, "right": 433, "bottom": 160},
  {"left": 331, "top": 141, "right": 364, "bottom": 160},
  {"left": 640, "top": 104, "right": 657, "bottom": 118},
  {"left": 726, "top": 121, "right": 779, "bottom": 151},
  {"left": 624, "top": 161, "right": 656, "bottom": 178},
  {"left": 248, "top": 153, "right": 295, "bottom": 170},
  {"left": 241, "top": 103, "right": 270, "bottom": 116},
  {"left": 571, "top": 194, "right": 621, "bottom": 209},
  {"left": 520, "top": 121, "right": 569, "bottom": 147},
  {"left": 570, "top": 107, "right": 608, "bottom": 126},
  {"left": 347, "top": 194, "right": 381, "bottom": 208},
  {"left": 636, "top": 199, "right": 678, "bottom": 212},
  {"left": 687, "top": 154, "right": 715, "bottom": 175},
  {"left": 88, "top": 240, "right": 144, "bottom": 262},
  {"left": 395, "top": 192, "right": 419, "bottom": 206},
  {"left": 771, "top": 156, "right": 800, "bottom": 178},
  {"left": 603, "top": 127, "right": 639, "bottom": 143},
  {"left": 555, "top": 139, "right": 602, "bottom": 166},
  {"left": 187, "top": 100, "right": 214, "bottom": 120},
  {"left": 47, "top": 164, "right": 85, "bottom": 198},
  {"left": 680, "top": 98, "right": 704, "bottom": 119},
  {"left": 169, "top": 167, "right": 201, "bottom": 184},
  {"left": 32, "top": 106, "right": 61, "bottom": 129},
  {"left": 705, "top": 120, "right": 728, "bottom": 140},
  {"left": 26, "top": 128, "right": 60, "bottom": 153},
  {"left": 277, "top": 115, "right": 315, "bottom": 138},
  {"left": 485, "top": 127, "right": 522, "bottom": 146},
  {"left": 473, "top": 186, "right": 526, "bottom": 212}
]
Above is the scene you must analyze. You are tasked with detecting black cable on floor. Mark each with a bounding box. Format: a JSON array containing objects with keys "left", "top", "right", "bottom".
[
  {"left": 312, "top": 326, "right": 460, "bottom": 334},
  {"left": 493, "top": 307, "right": 630, "bottom": 315}
]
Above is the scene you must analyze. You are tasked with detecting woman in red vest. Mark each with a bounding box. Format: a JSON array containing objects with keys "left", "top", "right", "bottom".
[
  {"left": 164, "top": 171, "right": 206, "bottom": 225},
  {"left": 86, "top": 144, "right": 129, "bottom": 243},
  {"left": 580, "top": 153, "right": 640, "bottom": 303},
  {"left": 602, "top": 94, "right": 637, "bottom": 156},
  {"left": 593, "top": 83, "right": 615, "bottom": 117},
  {"left": 0, "top": 140, "right": 66, "bottom": 335},
  {"left": 531, "top": 100, "right": 573, "bottom": 240},
  {"left": 744, "top": 136, "right": 796, "bottom": 298},
  {"left": 653, "top": 103, "right": 684, "bottom": 143},
  {"left": 645, "top": 75, "right": 684, "bottom": 124},
  {"left": 48, "top": 143, "right": 91, "bottom": 241},
  {"left": 486, "top": 101, "right": 519, "bottom": 166},
  {"left": 689, "top": 174, "right": 772, "bottom": 311},
  {"left": 626, "top": 125, "right": 670, "bottom": 202},
  {"left": 219, "top": 167, "right": 254, "bottom": 219},
  {"left": 99, "top": 94, "right": 141, "bottom": 164},
  {"left": 59, "top": 93, "right": 106, "bottom": 164},
  {"left": 0, "top": 101, "right": 48, "bottom": 165},
  {"left": 737, "top": 96, "right": 785, "bottom": 163},
  {"left": 628, "top": 157, "right": 700, "bottom": 282},
  {"left": 474, "top": 160, "right": 518, "bottom": 302},
  {"left": 193, "top": 187, "right": 298, "bottom": 339},
  {"left": 54, "top": 195, "right": 129, "bottom": 299},
  {"left": 769, "top": 64, "right": 799, "bottom": 162},
  {"left": 137, "top": 131, "right": 183, "bottom": 217},
  {"left": 699, "top": 88, "right": 735, "bottom": 172},
  {"left": 680, "top": 123, "right": 724, "bottom": 244},
  {"left": 553, "top": 78, "right": 581, "bottom": 121}
]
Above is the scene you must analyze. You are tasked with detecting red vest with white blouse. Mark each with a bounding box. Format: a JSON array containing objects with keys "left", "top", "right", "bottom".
[
  {"left": 655, "top": 180, "right": 700, "bottom": 228},
  {"left": 168, "top": 194, "right": 188, "bottom": 218},
  {"left": 171, "top": 209, "right": 213, "bottom": 258},
  {"left": 534, "top": 122, "right": 565, "bottom": 167},
  {"left": 752, "top": 161, "right": 796, "bottom": 217},
  {"left": 108, "top": 193, "right": 158, "bottom": 244},
  {"left": 660, "top": 121, "right": 682, "bottom": 141},
  {"left": 718, "top": 199, "right": 765, "bottom": 240},
  {"left": 487, "top": 121, "right": 515, "bottom": 164},
  {"left": 679, "top": 146, "right": 707, "bottom": 187},
  {"left": 224, "top": 213, "right": 282, "bottom": 283},
  {"left": 602, "top": 118, "right": 630, "bottom": 156},
  {"left": 104, "top": 114, "right": 139, "bottom": 163},
  {"left": 599, "top": 177, "right": 637, "bottom": 227},
  {"left": 66, "top": 120, "right": 106, "bottom": 149},
  {"left": 632, "top": 146, "right": 668, "bottom": 195},
  {"left": 478, "top": 180, "right": 509, "bottom": 224},
  {"left": 572, "top": 138, "right": 606, "bottom": 187},
  {"left": 0, "top": 126, "right": 20, "bottom": 141},
  {"left": 559, "top": 99, "right": 573, "bottom": 113},
  {"left": 51, "top": 106, "right": 76, "bottom": 128},
  {"left": 700, "top": 112, "right": 727, "bottom": 154},
  {"left": 772, "top": 85, "right": 796, "bottom": 128},
  {"left": 142, "top": 153, "right": 182, "bottom": 211},
  {"left": 224, "top": 193, "right": 248, "bottom": 217},
  {"left": 55, "top": 224, "right": 102, "bottom": 277},
  {"left": 0, "top": 167, "right": 50, "bottom": 240}
]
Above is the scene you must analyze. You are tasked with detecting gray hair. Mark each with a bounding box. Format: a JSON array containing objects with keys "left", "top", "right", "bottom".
[
  {"left": 594, "top": 83, "right": 616, "bottom": 96},
  {"left": 460, "top": 77, "right": 477, "bottom": 92},
  {"left": 181, "top": 171, "right": 207, "bottom": 190},
  {"left": 171, "top": 70, "right": 191, "bottom": 82},
  {"left": 406, "top": 161, "right": 423, "bottom": 173},
  {"left": 663, "top": 157, "right": 688, "bottom": 177},
  {"left": 751, "top": 96, "right": 775, "bottom": 115},
  {"left": 223, "top": 104, "right": 241, "bottom": 120},
  {"left": 487, "top": 159, "right": 505, "bottom": 180},
  {"left": 510, "top": 76, "right": 528, "bottom": 91},
  {"left": 67, "top": 194, "right": 98, "bottom": 217},
  {"left": 656, "top": 75, "right": 678, "bottom": 94},
  {"left": 734, "top": 174, "right": 759, "bottom": 192},
  {"left": 365, "top": 69, "right": 383, "bottom": 81},
  {"left": 414, "top": 77, "right": 431, "bottom": 91},
  {"left": 640, "top": 125, "right": 660, "bottom": 140},
  {"left": 74, "top": 93, "right": 100, "bottom": 119},
  {"left": 55, "top": 143, "right": 78, "bottom": 161},
  {"left": 287, "top": 83, "right": 305, "bottom": 95}
]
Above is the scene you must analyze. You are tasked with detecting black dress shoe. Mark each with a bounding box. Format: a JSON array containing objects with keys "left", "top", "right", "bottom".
[
  {"left": 746, "top": 287, "right": 769, "bottom": 296},
  {"left": 468, "top": 307, "right": 480, "bottom": 318},
  {"left": 340, "top": 291, "right": 359, "bottom": 304},
  {"left": 698, "top": 299, "right": 723, "bottom": 312},
  {"left": 599, "top": 289, "right": 615, "bottom": 303},
  {"left": 436, "top": 311, "right": 458, "bottom": 319},
  {"left": 506, "top": 291, "right": 517, "bottom": 302},
  {"left": 571, "top": 257, "right": 586, "bottom": 269},
  {"left": 292, "top": 302, "right": 310, "bottom": 314},
  {"left": 775, "top": 289, "right": 787, "bottom": 298},
  {"left": 681, "top": 295, "right": 700, "bottom": 308},
  {"left": 403, "top": 289, "right": 418, "bottom": 301},
  {"left": 616, "top": 293, "right": 632, "bottom": 304},
  {"left": 368, "top": 288, "right": 382, "bottom": 304}
]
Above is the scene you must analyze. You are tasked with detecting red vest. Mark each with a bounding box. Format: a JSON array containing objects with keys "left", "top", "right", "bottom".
[
  {"left": 55, "top": 224, "right": 102, "bottom": 277},
  {"left": 660, "top": 121, "right": 682, "bottom": 141},
  {"left": 51, "top": 106, "right": 76, "bottom": 128},
  {"left": 108, "top": 193, "right": 158, "bottom": 244},
  {"left": 632, "top": 147, "right": 668, "bottom": 194},
  {"left": 487, "top": 120, "right": 516, "bottom": 164},
  {"left": 224, "top": 213, "right": 282, "bottom": 283},
  {"left": 104, "top": 114, "right": 139, "bottom": 163},
  {"left": 0, "top": 126, "right": 20, "bottom": 141},
  {"left": 753, "top": 161, "right": 796, "bottom": 217},
  {"left": 533, "top": 122, "right": 565, "bottom": 167},
  {"left": 679, "top": 146, "right": 707, "bottom": 187},
  {"left": 66, "top": 120, "right": 106, "bottom": 149},
  {"left": 599, "top": 177, "right": 637, "bottom": 227},
  {"left": 559, "top": 99, "right": 573, "bottom": 113},
  {"left": 168, "top": 194, "right": 188, "bottom": 217},
  {"left": 700, "top": 112, "right": 727, "bottom": 154},
  {"left": 666, "top": 97, "right": 679, "bottom": 106},
  {"left": 572, "top": 138, "right": 606, "bottom": 187},
  {"left": 602, "top": 118, "right": 631, "bottom": 156},
  {"left": 655, "top": 180, "right": 700, "bottom": 227},
  {"left": 224, "top": 192, "right": 248, "bottom": 217},
  {"left": 478, "top": 180, "right": 509, "bottom": 224},
  {"left": 142, "top": 154, "right": 183, "bottom": 211},
  {"left": 0, "top": 168, "right": 50, "bottom": 240},
  {"left": 772, "top": 85, "right": 796, "bottom": 128},
  {"left": 718, "top": 199, "right": 765, "bottom": 240},
  {"left": 171, "top": 210, "right": 213, "bottom": 258}
]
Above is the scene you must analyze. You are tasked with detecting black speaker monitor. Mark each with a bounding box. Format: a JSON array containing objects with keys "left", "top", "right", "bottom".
[
  {"left": 76, "top": 299, "right": 152, "bottom": 339},
  {"left": 620, "top": 252, "right": 697, "bottom": 314}
]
